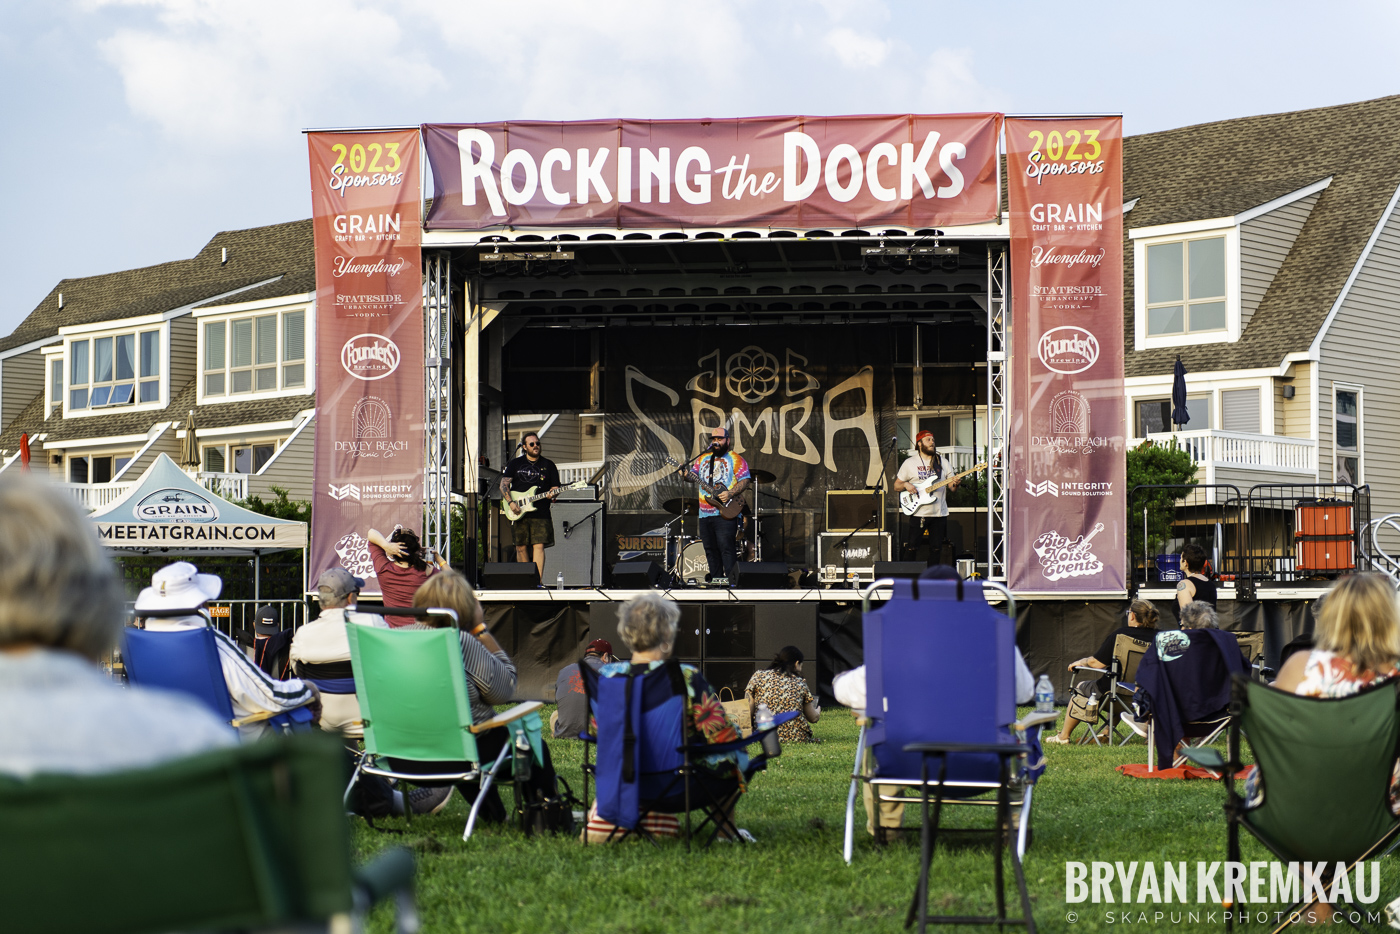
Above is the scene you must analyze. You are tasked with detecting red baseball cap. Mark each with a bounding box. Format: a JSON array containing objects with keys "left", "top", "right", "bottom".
[
  {"left": 586, "top": 639, "right": 613, "bottom": 657},
  {"left": 915, "top": 430, "right": 934, "bottom": 443}
]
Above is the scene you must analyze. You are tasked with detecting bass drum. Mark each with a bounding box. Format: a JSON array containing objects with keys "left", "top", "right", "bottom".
[{"left": 681, "top": 541, "right": 710, "bottom": 583}]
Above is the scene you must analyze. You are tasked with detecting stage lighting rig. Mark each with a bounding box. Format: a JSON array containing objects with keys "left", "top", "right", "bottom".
[
  {"left": 479, "top": 246, "right": 576, "bottom": 278},
  {"left": 860, "top": 242, "right": 958, "bottom": 274}
]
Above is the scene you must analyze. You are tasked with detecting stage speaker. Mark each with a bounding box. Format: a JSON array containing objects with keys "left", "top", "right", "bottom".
[
  {"left": 874, "top": 561, "right": 928, "bottom": 580},
  {"left": 733, "top": 561, "right": 791, "bottom": 589},
  {"left": 826, "top": 490, "right": 885, "bottom": 532},
  {"left": 611, "top": 561, "right": 663, "bottom": 589},
  {"left": 480, "top": 562, "right": 540, "bottom": 590},
  {"left": 548, "top": 502, "right": 605, "bottom": 587}
]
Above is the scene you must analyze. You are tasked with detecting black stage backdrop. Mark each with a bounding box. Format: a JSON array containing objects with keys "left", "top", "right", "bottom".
[{"left": 603, "top": 326, "right": 895, "bottom": 570}]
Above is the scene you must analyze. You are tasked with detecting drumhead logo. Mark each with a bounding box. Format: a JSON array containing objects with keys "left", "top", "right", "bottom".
[
  {"left": 135, "top": 488, "right": 220, "bottom": 523},
  {"left": 341, "top": 334, "right": 400, "bottom": 380},
  {"left": 1038, "top": 326, "right": 1099, "bottom": 374}
]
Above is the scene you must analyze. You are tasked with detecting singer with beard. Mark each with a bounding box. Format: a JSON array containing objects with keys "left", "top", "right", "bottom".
[
  {"left": 894, "top": 430, "right": 959, "bottom": 562},
  {"left": 677, "top": 427, "right": 751, "bottom": 584}
]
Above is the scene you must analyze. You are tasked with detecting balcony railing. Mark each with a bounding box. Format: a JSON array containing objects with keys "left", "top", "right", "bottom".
[
  {"left": 1137, "top": 430, "right": 1316, "bottom": 476},
  {"left": 557, "top": 461, "right": 604, "bottom": 489},
  {"left": 58, "top": 482, "right": 134, "bottom": 511},
  {"left": 196, "top": 472, "right": 249, "bottom": 501}
]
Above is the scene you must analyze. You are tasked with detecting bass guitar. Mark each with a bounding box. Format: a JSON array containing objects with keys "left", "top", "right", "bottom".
[
  {"left": 501, "top": 480, "right": 587, "bottom": 522},
  {"left": 664, "top": 454, "right": 746, "bottom": 520},
  {"left": 897, "top": 462, "right": 988, "bottom": 516}
]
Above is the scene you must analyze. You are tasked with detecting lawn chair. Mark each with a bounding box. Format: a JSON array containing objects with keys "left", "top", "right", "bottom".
[
  {"left": 1184, "top": 676, "right": 1400, "bottom": 932},
  {"left": 578, "top": 658, "right": 795, "bottom": 849},
  {"left": 343, "top": 607, "right": 543, "bottom": 841},
  {"left": 1135, "top": 628, "right": 1244, "bottom": 771},
  {"left": 843, "top": 577, "right": 1053, "bottom": 933},
  {"left": 1068, "top": 632, "right": 1151, "bottom": 746},
  {"left": 0, "top": 733, "right": 418, "bottom": 934},
  {"left": 1229, "top": 630, "right": 1271, "bottom": 680},
  {"left": 123, "top": 611, "right": 314, "bottom": 733}
]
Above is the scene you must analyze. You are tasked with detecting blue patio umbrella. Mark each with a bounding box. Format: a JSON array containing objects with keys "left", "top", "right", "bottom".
[{"left": 1171, "top": 356, "right": 1189, "bottom": 432}]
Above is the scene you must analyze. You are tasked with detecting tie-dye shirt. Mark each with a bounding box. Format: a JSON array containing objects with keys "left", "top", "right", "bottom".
[{"left": 689, "top": 451, "right": 750, "bottom": 518}]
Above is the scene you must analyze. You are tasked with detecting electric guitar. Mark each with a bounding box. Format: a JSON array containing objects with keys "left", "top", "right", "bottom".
[
  {"left": 898, "top": 462, "right": 988, "bottom": 516},
  {"left": 664, "top": 454, "right": 746, "bottom": 520},
  {"left": 501, "top": 481, "right": 587, "bottom": 522}
]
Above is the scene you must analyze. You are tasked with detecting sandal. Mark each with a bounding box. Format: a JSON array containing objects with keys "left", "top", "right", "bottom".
[{"left": 1042, "top": 735, "right": 1070, "bottom": 745}]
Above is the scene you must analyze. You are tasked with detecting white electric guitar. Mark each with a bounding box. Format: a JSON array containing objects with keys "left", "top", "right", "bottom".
[
  {"left": 898, "top": 462, "right": 988, "bottom": 516},
  {"left": 501, "top": 481, "right": 587, "bottom": 522}
]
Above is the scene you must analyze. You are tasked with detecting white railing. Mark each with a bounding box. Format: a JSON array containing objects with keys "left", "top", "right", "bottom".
[
  {"left": 58, "top": 482, "right": 134, "bottom": 511},
  {"left": 196, "top": 472, "right": 249, "bottom": 501},
  {"left": 557, "top": 460, "right": 605, "bottom": 487},
  {"left": 1138, "top": 430, "right": 1317, "bottom": 475}
]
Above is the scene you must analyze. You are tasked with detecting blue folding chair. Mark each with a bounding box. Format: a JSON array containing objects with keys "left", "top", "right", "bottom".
[
  {"left": 579, "top": 659, "right": 796, "bottom": 849},
  {"left": 123, "top": 613, "right": 313, "bottom": 734},
  {"left": 843, "top": 577, "right": 1052, "bottom": 933}
]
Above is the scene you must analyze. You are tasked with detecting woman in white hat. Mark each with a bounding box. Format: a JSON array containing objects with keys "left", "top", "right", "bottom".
[{"left": 137, "top": 561, "right": 320, "bottom": 740}]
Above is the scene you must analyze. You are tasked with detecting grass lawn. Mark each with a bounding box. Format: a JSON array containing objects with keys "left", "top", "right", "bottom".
[{"left": 353, "top": 709, "right": 1400, "bottom": 933}]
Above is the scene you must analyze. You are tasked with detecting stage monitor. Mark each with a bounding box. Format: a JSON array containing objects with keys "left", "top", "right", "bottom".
[
  {"left": 481, "top": 562, "right": 540, "bottom": 590},
  {"left": 733, "top": 562, "right": 791, "bottom": 589},
  {"left": 611, "top": 561, "right": 663, "bottom": 589},
  {"left": 873, "top": 561, "right": 928, "bottom": 580}
]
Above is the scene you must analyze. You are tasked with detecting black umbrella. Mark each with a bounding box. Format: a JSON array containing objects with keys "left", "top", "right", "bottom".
[{"left": 1171, "top": 356, "right": 1189, "bottom": 432}]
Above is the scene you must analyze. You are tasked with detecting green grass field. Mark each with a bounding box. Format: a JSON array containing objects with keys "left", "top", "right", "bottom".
[{"left": 352, "top": 709, "right": 1399, "bottom": 933}]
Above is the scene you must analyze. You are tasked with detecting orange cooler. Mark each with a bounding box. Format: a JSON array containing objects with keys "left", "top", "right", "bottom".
[
  {"left": 1295, "top": 537, "right": 1355, "bottom": 572},
  {"left": 1296, "top": 500, "right": 1354, "bottom": 537}
]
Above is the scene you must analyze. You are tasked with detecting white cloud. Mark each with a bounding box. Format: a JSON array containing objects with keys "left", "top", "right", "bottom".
[
  {"left": 91, "top": 0, "right": 443, "bottom": 147},
  {"left": 920, "top": 47, "right": 1008, "bottom": 113},
  {"left": 824, "top": 26, "right": 893, "bottom": 69}
]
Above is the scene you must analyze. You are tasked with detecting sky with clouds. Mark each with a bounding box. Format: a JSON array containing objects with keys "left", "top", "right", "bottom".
[{"left": 2, "top": 0, "right": 1398, "bottom": 335}]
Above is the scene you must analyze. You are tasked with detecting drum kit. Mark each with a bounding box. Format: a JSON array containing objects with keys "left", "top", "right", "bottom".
[{"left": 659, "top": 467, "right": 779, "bottom": 585}]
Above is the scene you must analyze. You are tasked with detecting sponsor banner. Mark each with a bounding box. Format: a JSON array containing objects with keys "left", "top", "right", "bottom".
[
  {"left": 95, "top": 521, "right": 307, "bottom": 549},
  {"left": 1006, "top": 117, "right": 1125, "bottom": 592},
  {"left": 422, "top": 115, "right": 1001, "bottom": 231},
  {"left": 308, "top": 130, "right": 423, "bottom": 594}
]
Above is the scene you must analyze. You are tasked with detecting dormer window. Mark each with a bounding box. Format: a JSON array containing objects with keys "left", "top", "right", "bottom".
[
  {"left": 199, "top": 306, "right": 308, "bottom": 402},
  {"left": 1145, "top": 236, "right": 1226, "bottom": 335},
  {"left": 68, "top": 329, "right": 160, "bottom": 411}
]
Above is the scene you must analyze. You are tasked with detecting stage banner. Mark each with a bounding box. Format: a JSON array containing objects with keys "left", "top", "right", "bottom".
[
  {"left": 307, "top": 130, "right": 423, "bottom": 594},
  {"left": 423, "top": 115, "right": 1000, "bottom": 231},
  {"left": 1006, "top": 117, "right": 1125, "bottom": 593},
  {"left": 602, "top": 327, "right": 895, "bottom": 568}
]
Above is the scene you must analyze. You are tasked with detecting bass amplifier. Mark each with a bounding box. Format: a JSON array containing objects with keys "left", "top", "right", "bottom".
[
  {"left": 826, "top": 490, "right": 885, "bottom": 532},
  {"left": 817, "top": 531, "right": 892, "bottom": 584}
]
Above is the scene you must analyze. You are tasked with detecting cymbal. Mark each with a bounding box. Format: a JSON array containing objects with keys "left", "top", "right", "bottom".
[
  {"left": 662, "top": 497, "right": 690, "bottom": 515},
  {"left": 749, "top": 468, "right": 777, "bottom": 484}
]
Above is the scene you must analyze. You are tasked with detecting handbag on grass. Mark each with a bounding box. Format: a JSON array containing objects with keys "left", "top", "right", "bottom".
[{"left": 718, "top": 687, "right": 752, "bottom": 736}]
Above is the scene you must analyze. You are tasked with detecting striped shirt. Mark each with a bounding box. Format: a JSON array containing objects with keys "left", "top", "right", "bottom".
[
  {"left": 400, "top": 624, "right": 517, "bottom": 726},
  {"left": 145, "top": 617, "right": 317, "bottom": 740}
]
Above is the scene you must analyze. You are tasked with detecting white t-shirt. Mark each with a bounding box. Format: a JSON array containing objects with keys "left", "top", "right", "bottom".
[{"left": 896, "top": 451, "right": 955, "bottom": 518}]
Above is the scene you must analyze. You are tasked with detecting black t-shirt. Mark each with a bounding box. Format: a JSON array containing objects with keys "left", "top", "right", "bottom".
[
  {"left": 1183, "top": 575, "right": 1218, "bottom": 608},
  {"left": 1092, "top": 625, "right": 1152, "bottom": 668},
  {"left": 503, "top": 455, "right": 561, "bottom": 519}
]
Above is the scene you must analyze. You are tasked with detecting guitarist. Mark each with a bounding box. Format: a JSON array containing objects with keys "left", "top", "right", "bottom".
[
  {"left": 500, "top": 432, "right": 560, "bottom": 583},
  {"left": 678, "top": 427, "right": 751, "bottom": 584},
  {"left": 894, "top": 430, "right": 959, "bottom": 562}
]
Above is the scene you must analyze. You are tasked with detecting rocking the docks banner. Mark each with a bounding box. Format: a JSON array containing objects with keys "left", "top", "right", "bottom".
[
  {"left": 1006, "top": 117, "right": 1126, "bottom": 592},
  {"left": 308, "top": 130, "right": 424, "bottom": 595}
]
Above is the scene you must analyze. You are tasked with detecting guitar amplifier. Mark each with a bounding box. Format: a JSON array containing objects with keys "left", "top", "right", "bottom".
[
  {"left": 826, "top": 490, "right": 885, "bottom": 532},
  {"left": 818, "top": 531, "right": 892, "bottom": 584}
]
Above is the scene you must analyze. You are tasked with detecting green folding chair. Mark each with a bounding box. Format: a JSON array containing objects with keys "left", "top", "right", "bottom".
[
  {"left": 345, "top": 615, "right": 542, "bottom": 841},
  {"left": 1185, "top": 676, "right": 1400, "bottom": 931},
  {"left": 0, "top": 732, "right": 417, "bottom": 934}
]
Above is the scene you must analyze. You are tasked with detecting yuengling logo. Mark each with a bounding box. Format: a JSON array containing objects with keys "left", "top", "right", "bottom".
[
  {"left": 341, "top": 334, "right": 401, "bottom": 381},
  {"left": 1038, "top": 326, "right": 1100, "bottom": 374}
]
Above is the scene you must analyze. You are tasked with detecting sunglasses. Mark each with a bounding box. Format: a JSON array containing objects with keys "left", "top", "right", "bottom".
[{"left": 526, "top": 441, "right": 541, "bottom": 447}]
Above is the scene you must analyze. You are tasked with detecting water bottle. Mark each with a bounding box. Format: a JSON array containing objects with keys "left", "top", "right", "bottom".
[
  {"left": 755, "top": 703, "right": 780, "bottom": 758},
  {"left": 556, "top": 571, "right": 564, "bottom": 591},
  {"left": 513, "top": 730, "right": 532, "bottom": 783},
  {"left": 1035, "top": 674, "right": 1056, "bottom": 714}
]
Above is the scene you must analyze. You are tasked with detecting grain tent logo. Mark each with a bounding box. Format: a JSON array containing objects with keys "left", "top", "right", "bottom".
[{"left": 135, "top": 488, "right": 220, "bottom": 523}]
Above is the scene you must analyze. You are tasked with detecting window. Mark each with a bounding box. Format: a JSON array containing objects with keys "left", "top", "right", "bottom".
[
  {"left": 203, "top": 309, "right": 306, "bottom": 398},
  {"left": 67, "top": 330, "right": 160, "bottom": 410},
  {"left": 1145, "top": 236, "right": 1227, "bottom": 335},
  {"left": 50, "top": 359, "right": 62, "bottom": 413},
  {"left": 203, "top": 446, "right": 225, "bottom": 473},
  {"left": 68, "top": 454, "right": 132, "bottom": 484},
  {"left": 1336, "top": 388, "right": 1361, "bottom": 484},
  {"left": 233, "top": 444, "right": 275, "bottom": 474},
  {"left": 1221, "top": 388, "right": 1261, "bottom": 433},
  {"left": 1135, "top": 394, "right": 1212, "bottom": 436}
]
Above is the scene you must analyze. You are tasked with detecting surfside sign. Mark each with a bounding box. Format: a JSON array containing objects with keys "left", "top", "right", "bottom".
[{"left": 423, "top": 115, "right": 1001, "bottom": 231}]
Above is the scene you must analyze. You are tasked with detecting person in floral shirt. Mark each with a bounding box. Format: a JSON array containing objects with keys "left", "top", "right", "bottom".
[{"left": 745, "top": 646, "right": 821, "bottom": 744}]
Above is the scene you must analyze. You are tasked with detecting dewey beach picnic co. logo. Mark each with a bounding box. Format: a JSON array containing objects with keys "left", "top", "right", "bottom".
[{"left": 1033, "top": 522, "right": 1105, "bottom": 582}]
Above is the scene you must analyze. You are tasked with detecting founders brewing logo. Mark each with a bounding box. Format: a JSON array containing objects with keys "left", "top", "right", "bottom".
[
  {"left": 341, "top": 334, "right": 401, "bottom": 381},
  {"left": 1032, "top": 522, "right": 1105, "bottom": 582},
  {"left": 135, "top": 488, "right": 220, "bottom": 523},
  {"left": 1037, "top": 326, "right": 1099, "bottom": 375}
]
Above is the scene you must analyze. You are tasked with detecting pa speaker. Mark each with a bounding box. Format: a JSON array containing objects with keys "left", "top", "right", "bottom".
[
  {"left": 480, "top": 562, "right": 540, "bottom": 590},
  {"left": 874, "top": 561, "right": 928, "bottom": 580},
  {"left": 733, "top": 561, "right": 791, "bottom": 589},
  {"left": 611, "top": 561, "right": 663, "bottom": 589}
]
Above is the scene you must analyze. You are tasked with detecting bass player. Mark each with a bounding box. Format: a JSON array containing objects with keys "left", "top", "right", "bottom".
[
  {"left": 677, "top": 426, "right": 751, "bottom": 584},
  {"left": 894, "top": 430, "right": 960, "bottom": 562},
  {"left": 500, "top": 432, "right": 560, "bottom": 583}
]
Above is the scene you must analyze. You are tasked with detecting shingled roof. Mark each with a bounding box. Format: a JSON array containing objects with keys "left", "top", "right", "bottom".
[
  {"left": 1, "top": 218, "right": 314, "bottom": 354},
  {"left": 1123, "top": 94, "right": 1400, "bottom": 377}
]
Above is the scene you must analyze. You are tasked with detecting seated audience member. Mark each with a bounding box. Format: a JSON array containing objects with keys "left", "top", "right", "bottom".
[
  {"left": 367, "top": 525, "right": 447, "bottom": 627},
  {"left": 251, "top": 604, "right": 292, "bottom": 677},
  {"left": 553, "top": 639, "right": 613, "bottom": 740},
  {"left": 290, "top": 568, "right": 388, "bottom": 735},
  {"left": 0, "top": 475, "right": 235, "bottom": 777},
  {"left": 1179, "top": 600, "right": 1219, "bottom": 629},
  {"left": 1045, "top": 599, "right": 1159, "bottom": 745},
  {"left": 137, "top": 562, "right": 321, "bottom": 741},
  {"left": 745, "top": 646, "right": 821, "bottom": 744},
  {"left": 394, "top": 570, "right": 558, "bottom": 824},
  {"left": 592, "top": 592, "right": 756, "bottom": 842}
]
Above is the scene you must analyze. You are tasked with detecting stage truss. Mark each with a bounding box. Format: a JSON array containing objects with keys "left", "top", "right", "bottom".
[
  {"left": 423, "top": 253, "right": 452, "bottom": 564},
  {"left": 986, "top": 244, "right": 1008, "bottom": 581}
]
